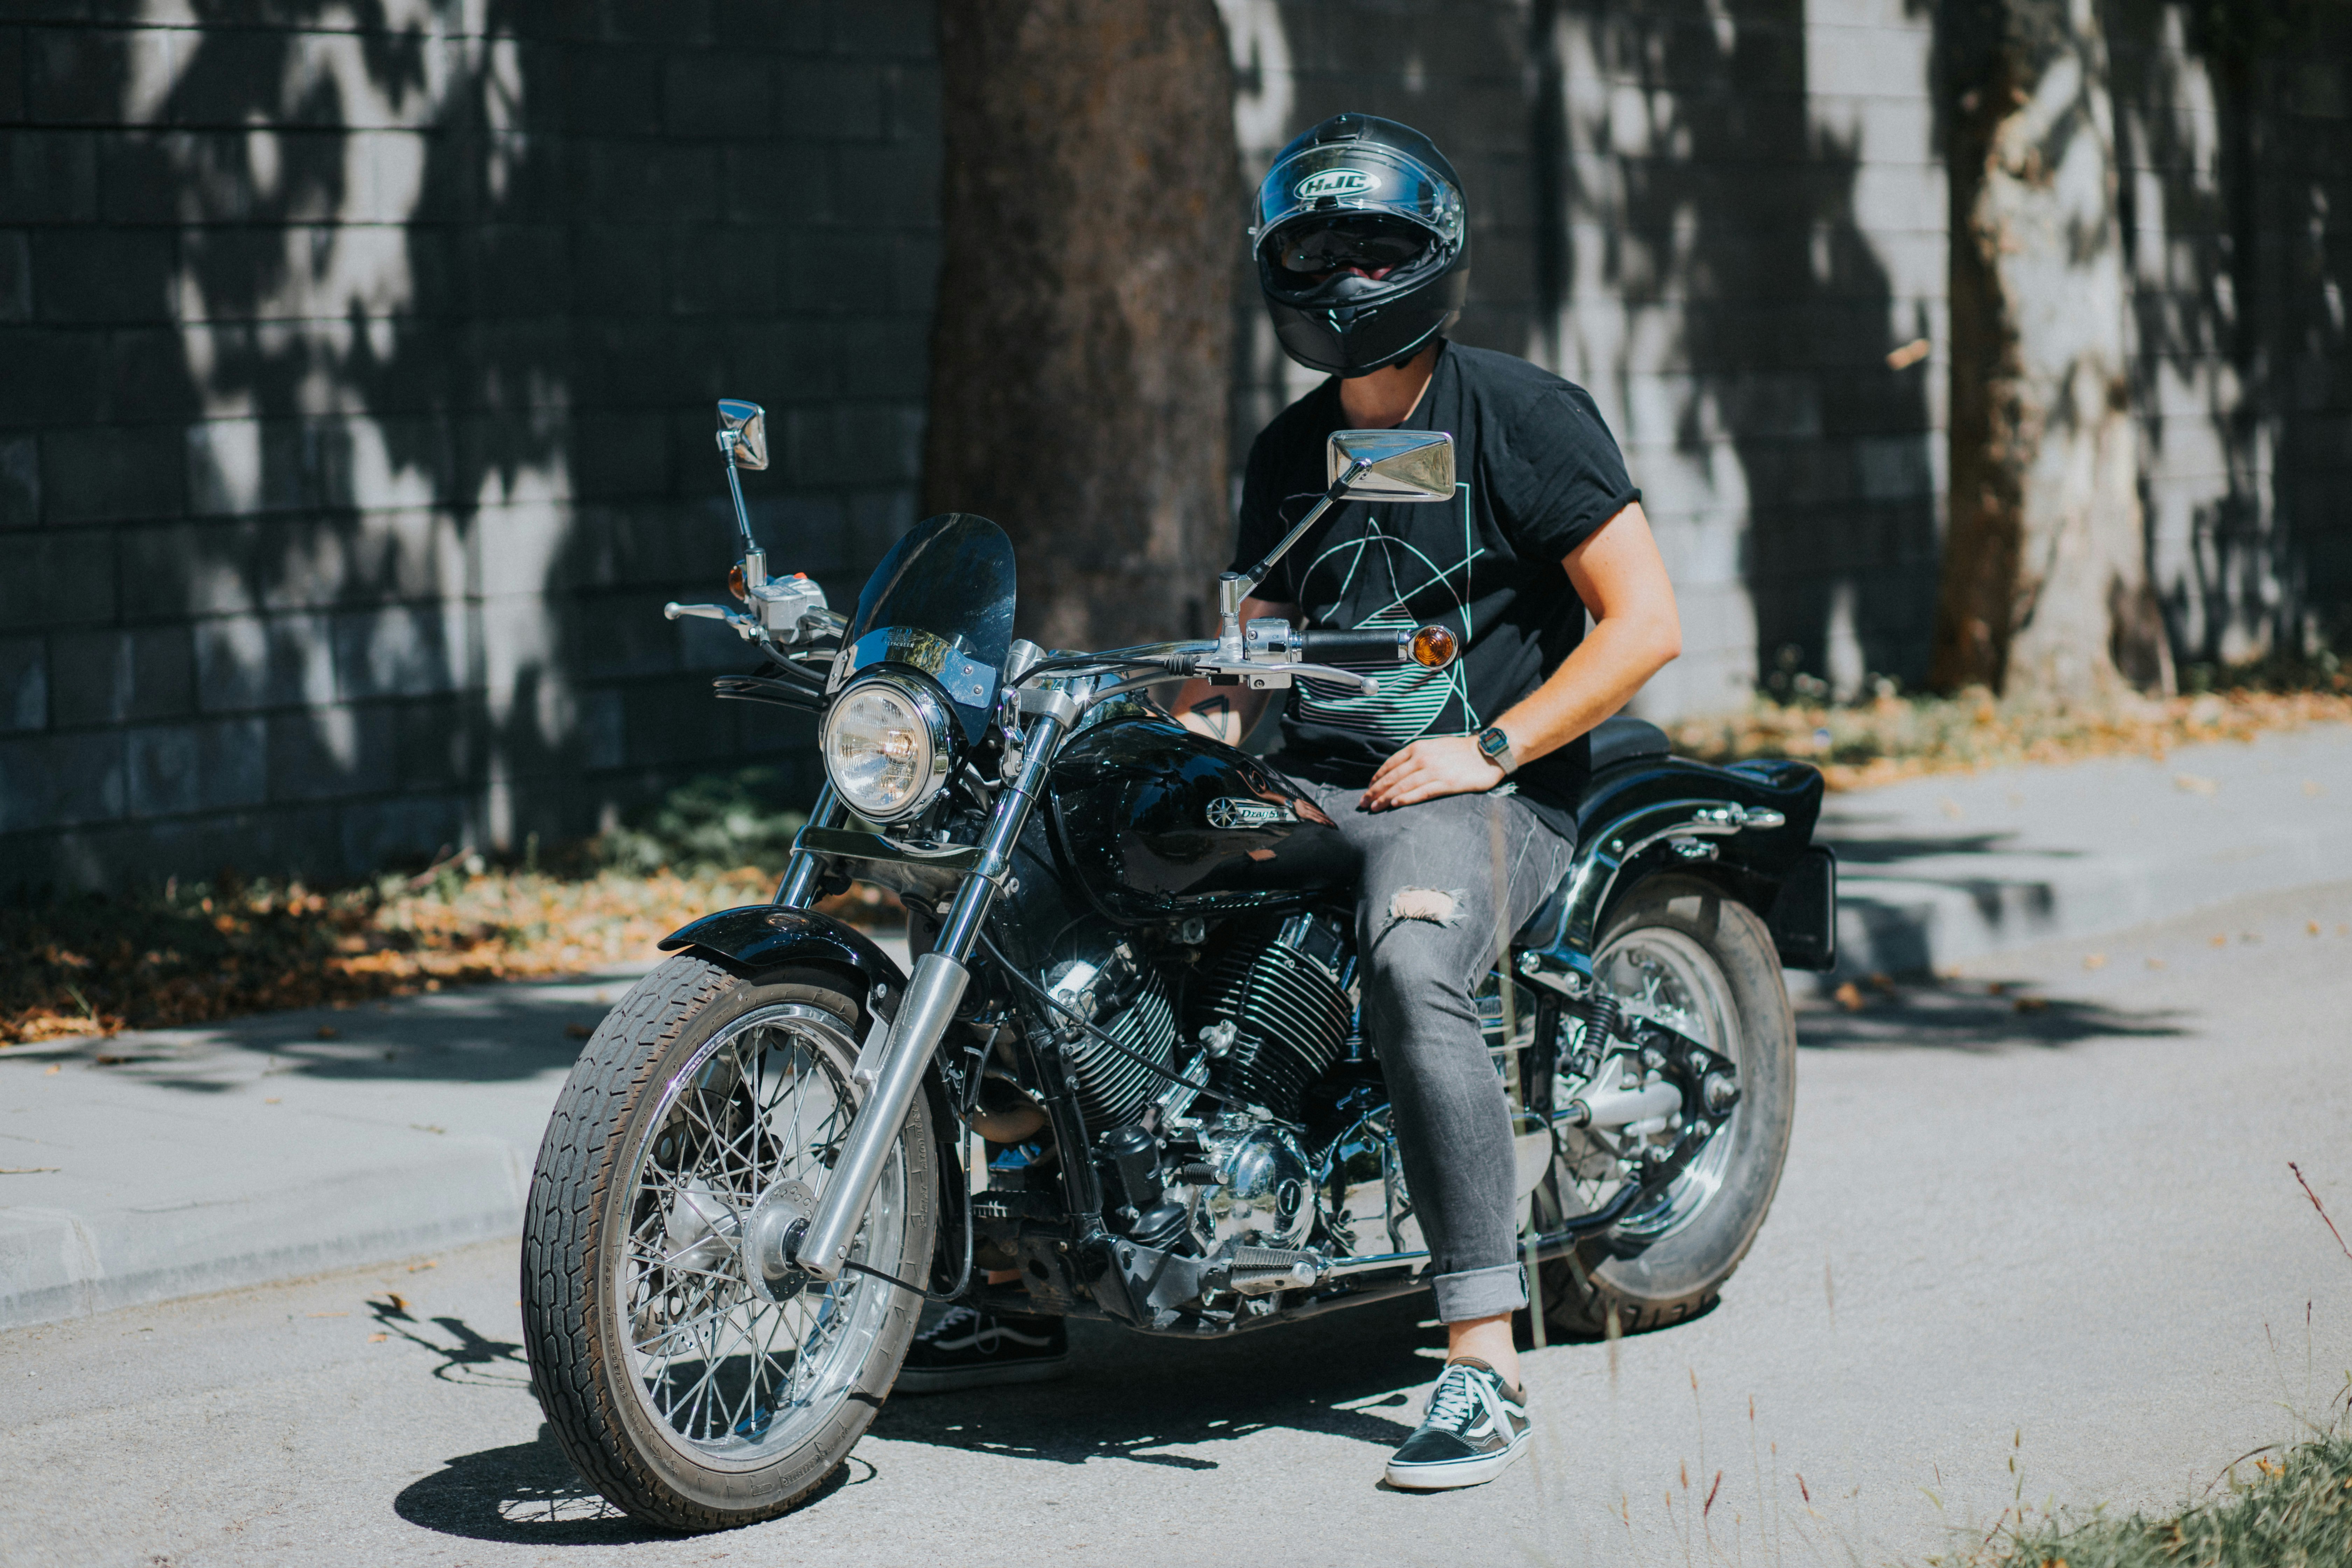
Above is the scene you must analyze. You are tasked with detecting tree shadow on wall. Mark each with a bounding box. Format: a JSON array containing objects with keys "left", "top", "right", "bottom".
[
  {"left": 2104, "top": 0, "right": 2352, "bottom": 667},
  {"left": 57, "top": 5, "right": 814, "bottom": 887},
  {"left": 1572, "top": 0, "right": 1942, "bottom": 696}
]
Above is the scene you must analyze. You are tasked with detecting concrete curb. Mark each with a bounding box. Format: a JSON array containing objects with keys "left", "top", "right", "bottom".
[
  {"left": 1, "top": 1140, "right": 527, "bottom": 1328},
  {"left": 1813, "top": 722, "right": 2352, "bottom": 981}
]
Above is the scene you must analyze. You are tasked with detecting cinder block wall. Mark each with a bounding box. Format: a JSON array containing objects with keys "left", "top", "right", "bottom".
[
  {"left": 2108, "top": 0, "right": 2352, "bottom": 667},
  {"left": 4, "top": 0, "right": 2342, "bottom": 894},
  {"left": 1, "top": 1, "right": 939, "bottom": 892}
]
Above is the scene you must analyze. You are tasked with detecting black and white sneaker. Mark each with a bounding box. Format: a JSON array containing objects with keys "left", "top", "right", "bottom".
[
  {"left": 1383, "top": 1358, "right": 1531, "bottom": 1490},
  {"left": 893, "top": 1305, "right": 1068, "bottom": 1394}
]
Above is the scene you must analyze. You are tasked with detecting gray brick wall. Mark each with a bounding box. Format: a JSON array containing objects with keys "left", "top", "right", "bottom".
[
  {"left": 3, "top": 0, "right": 2343, "bottom": 894},
  {"left": 1, "top": 0, "right": 938, "bottom": 892},
  {"left": 2109, "top": 0, "right": 2352, "bottom": 667}
]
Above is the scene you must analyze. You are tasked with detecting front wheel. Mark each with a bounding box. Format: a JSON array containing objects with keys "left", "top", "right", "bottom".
[
  {"left": 1535, "top": 874, "right": 1797, "bottom": 1339},
  {"left": 522, "top": 955, "right": 936, "bottom": 1531}
]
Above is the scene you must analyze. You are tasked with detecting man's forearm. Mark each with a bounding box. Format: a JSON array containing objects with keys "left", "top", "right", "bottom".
[{"left": 1491, "top": 611, "right": 1678, "bottom": 768}]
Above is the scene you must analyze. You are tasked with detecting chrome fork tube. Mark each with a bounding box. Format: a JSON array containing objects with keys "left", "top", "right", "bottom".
[
  {"left": 772, "top": 786, "right": 844, "bottom": 908},
  {"left": 791, "top": 704, "right": 1071, "bottom": 1282}
]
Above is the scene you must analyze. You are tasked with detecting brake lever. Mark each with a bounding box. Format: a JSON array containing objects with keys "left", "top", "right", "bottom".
[
  {"left": 665, "top": 601, "right": 769, "bottom": 645},
  {"left": 1190, "top": 657, "right": 1378, "bottom": 696}
]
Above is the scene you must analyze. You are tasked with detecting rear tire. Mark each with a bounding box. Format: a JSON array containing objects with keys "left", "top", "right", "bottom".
[
  {"left": 1536, "top": 875, "right": 1796, "bottom": 1339},
  {"left": 522, "top": 955, "right": 935, "bottom": 1531}
]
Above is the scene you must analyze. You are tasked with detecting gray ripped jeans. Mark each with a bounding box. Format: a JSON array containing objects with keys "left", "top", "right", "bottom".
[{"left": 1301, "top": 778, "right": 1575, "bottom": 1323}]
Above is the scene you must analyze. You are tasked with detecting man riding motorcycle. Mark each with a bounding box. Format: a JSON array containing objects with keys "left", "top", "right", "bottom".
[{"left": 899, "top": 112, "right": 1682, "bottom": 1493}]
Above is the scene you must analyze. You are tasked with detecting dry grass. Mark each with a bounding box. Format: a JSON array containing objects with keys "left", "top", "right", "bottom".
[
  {"left": 0, "top": 864, "right": 899, "bottom": 1045},
  {"left": 1668, "top": 686, "right": 2352, "bottom": 791}
]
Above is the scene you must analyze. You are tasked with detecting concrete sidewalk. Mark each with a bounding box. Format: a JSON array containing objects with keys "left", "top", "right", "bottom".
[
  {"left": 1813, "top": 719, "right": 2352, "bottom": 979},
  {"left": 4, "top": 722, "right": 2347, "bottom": 1331}
]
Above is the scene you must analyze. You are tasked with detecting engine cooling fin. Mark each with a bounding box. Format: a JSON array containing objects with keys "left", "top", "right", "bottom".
[
  {"left": 1195, "top": 912, "right": 1353, "bottom": 1120},
  {"left": 1053, "top": 957, "right": 1178, "bottom": 1130}
]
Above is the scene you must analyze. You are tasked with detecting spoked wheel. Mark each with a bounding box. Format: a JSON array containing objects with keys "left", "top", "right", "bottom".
[
  {"left": 1535, "top": 875, "right": 1795, "bottom": 1339},
  {"left": 523, "top": 957, "right": 935, "bottom": 1532}
]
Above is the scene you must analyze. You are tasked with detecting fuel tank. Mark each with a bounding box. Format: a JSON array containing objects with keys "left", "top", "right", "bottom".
[{"left": 1046, "top": 713, "right": 1358, "bottom": 922}]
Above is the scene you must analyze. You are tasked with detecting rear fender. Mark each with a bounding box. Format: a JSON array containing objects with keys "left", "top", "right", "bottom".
[{"left": 1522, "top": 756, "right": 1831, "bottom": 978}]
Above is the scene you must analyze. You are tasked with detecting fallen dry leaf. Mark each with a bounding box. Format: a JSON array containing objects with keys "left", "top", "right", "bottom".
[
  {"left": 2146, "top": 957, "right": 2166, "bottom": 969},
  {"left": 2310, "top": 921, "right": 2323, "bottom": 936},
  {"left": 1833, "top": 981, "right": 1864, "bottom": 1011},
  {"left": 2082, "top": 953, "right": 2107, "bottom": 970},
  {"left": 43, "top": 1063, "right": 59, "bottom": 1076},
  {"left": 2174, "top": 773, "right": 2219, "bottom": 795},
  {"left": 2211, "top": 934, "right": 2230, "bottom": 947},
  {"left": 315, "top": 1025, "right": 338, "bottom": 1040},
  {"left": 408, "top": 1259, "right": 439, "bottom": 1273},
  {"left": 2013, "top": 996, "right": 2049, "bottom": 1013},
  {"left": 564, "top": 1022, "right": 593, "bottom": 1040},
  {"left": 368, "top": 1333, "right": 388, "bottom": 1343},
  {"left": 263, "top": 1097, "right": 281, "bottom": 1105},
  {"left": 1884, "top": 338, "right": 1931, "bottom": 370}
]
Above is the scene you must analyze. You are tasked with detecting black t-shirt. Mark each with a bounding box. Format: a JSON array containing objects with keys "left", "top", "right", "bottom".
[{"left": 1230, "top": 341, "right": 1640, "bottom": 836}]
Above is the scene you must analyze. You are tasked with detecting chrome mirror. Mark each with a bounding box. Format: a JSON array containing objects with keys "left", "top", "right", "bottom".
[
  {"left": 1328, "top": 429, "right": 1454, "bottom": 500},
  {"left": 717, "top": 398, "right": 768, "bottom": 471}
]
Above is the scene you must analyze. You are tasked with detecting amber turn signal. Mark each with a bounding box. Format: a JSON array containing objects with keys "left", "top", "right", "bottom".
[
  {"left": 1408, "top": 624, "right": 1458, "bottom": 669},
  {"left": 727, "top": 562, "right": 748, "bottom": 603}
]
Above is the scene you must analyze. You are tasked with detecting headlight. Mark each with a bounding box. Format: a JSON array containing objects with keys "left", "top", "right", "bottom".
[{"left": 821, "top": 674, "right": 957, "bottom": 822}]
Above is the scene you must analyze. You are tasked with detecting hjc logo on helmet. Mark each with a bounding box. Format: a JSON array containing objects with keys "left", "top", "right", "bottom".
[{"left": 1295, "top": 168, "right": 1377, "bottom": 201}]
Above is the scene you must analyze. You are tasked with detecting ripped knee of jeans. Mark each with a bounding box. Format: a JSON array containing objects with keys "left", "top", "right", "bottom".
[{"left": 1385, "top": 887, "right": 1468, "bottom": 929}]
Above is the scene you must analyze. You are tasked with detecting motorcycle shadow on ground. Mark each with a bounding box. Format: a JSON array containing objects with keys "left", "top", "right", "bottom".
[
  {"left": 387, "top": 1290, "right": 1440, "bottom": 1545},
  {"left": 868, "top": 1288, "right": 1448, "bottom": 1471}
]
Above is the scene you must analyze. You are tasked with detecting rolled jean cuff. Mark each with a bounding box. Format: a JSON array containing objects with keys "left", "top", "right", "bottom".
[{"left": 1431, "top": 1263, "right": 1528, "bottom": 1323}]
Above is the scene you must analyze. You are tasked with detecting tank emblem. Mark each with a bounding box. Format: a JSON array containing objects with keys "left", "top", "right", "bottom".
[{"left": 1206, "top": 797, "right": 1293, "bottom": 830}]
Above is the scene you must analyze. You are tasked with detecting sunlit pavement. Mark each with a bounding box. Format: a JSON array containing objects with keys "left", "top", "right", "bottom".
[{"left": 5, "top": 883, "right": 2348, "bottom": 1566}]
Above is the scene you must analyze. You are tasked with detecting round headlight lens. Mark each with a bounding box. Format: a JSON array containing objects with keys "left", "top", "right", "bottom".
[{"left": 821, "top": 677, "right": 948, "bottom": 821}]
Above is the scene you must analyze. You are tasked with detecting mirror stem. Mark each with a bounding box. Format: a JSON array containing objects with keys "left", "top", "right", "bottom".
[
  {"left": 718, "top": 432, "right": 763, "bottom": 575},
  {"left": 1219, "top": 456, "right": 1371, "bottom": 652}
]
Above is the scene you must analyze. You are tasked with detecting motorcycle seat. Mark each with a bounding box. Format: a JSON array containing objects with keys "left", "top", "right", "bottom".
[{"left": 1583, "top": 713, "right": 1669, "bottom": 776}]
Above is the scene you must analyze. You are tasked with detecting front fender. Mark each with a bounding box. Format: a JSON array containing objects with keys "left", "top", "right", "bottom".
[{"left": 658, "top": 904, "right": 909, "bottom": 1004}]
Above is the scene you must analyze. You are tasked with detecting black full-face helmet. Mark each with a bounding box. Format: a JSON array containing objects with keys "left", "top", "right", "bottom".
[{"left": 1253, "top": 113, "right": 1470, "bottom": 378}]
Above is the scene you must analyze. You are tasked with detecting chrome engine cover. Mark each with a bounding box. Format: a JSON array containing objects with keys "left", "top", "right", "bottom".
[{"left": 1188, "top": 1116, "right": 1314, "bottom": 1252}]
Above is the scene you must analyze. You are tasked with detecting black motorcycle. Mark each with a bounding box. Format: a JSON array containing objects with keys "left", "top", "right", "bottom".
[{"left": 521, "top": 398, "right": 1837, "bottom": 1530}]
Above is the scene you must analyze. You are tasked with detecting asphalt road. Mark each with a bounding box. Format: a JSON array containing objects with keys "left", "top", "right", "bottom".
[{"left": 6, "top": 881, "right": 2350, "bottom": 1568}]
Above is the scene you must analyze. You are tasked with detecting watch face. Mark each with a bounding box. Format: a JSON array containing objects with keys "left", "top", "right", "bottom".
[{"left": 1478, "top": 727, "right": 1508, "bottom": 758}]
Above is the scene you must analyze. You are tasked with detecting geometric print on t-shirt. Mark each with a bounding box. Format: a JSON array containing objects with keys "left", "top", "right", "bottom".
[{"left": 1287, "top": 484, "right": 1479, "bottom": 751}]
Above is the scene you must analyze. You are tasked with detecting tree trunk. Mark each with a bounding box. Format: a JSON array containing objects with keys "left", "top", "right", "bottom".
[
  {"left": 924, "top": 0, "right": 1238, "bottom": 651},
  {"left": 1931, "top": 0, "right": 2171, "bottom": 699}
]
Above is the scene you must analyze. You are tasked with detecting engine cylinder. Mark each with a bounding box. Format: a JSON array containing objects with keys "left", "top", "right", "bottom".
[
  {"left": 1193, "top": 911, "right": 1354, "bottom": 1120},
  {"left": 1043, "top": 944, "right": 1178, "bottom": 1131}
]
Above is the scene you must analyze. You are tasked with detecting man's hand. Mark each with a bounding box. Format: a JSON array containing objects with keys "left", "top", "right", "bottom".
[{"left": 1363, "top": 734, "right": 1505, "bottom": 811}]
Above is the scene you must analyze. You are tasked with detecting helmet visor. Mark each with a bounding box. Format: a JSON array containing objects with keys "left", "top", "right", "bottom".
[
  {"left": 1267, "top": 214, "right": 1433, "bottom": 281},
  {"left": 1254, "top": 141, "right": 1464, "bottom": 251}
]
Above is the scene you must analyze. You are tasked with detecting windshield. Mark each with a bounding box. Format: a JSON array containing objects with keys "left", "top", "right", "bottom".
[{"left": 838, "top": 512, "right": 1017, "bottom": 724}]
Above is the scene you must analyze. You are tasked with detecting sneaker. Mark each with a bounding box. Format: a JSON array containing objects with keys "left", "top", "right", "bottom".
[
  {"left": 892, "top": 1304, "right": 1069, "bottom": 1394},
  {"left": 1382, "top": 1358, "right": 1531, "bottom": 1491}
]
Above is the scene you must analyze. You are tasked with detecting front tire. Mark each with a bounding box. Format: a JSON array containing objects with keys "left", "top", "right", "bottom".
[
  {"left": 1535, "top": 875, "right": 1796, "bottom": 1339},
  {"left": 522, "top": 955, "right": 936, "bottom": 1531}
]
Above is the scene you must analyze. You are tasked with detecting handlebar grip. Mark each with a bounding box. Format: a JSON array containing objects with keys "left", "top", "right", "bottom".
[
  {"left": 1298, "top": 627, "right": 1409, "bottom": 663},
  {"left": 1299, "top": 624, "right": 1459, "bottom": 670}
]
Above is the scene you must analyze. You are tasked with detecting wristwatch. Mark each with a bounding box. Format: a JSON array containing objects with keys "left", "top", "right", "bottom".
[{"left": 1476, "top": 725, "right": 1516, "bottom": 776}]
